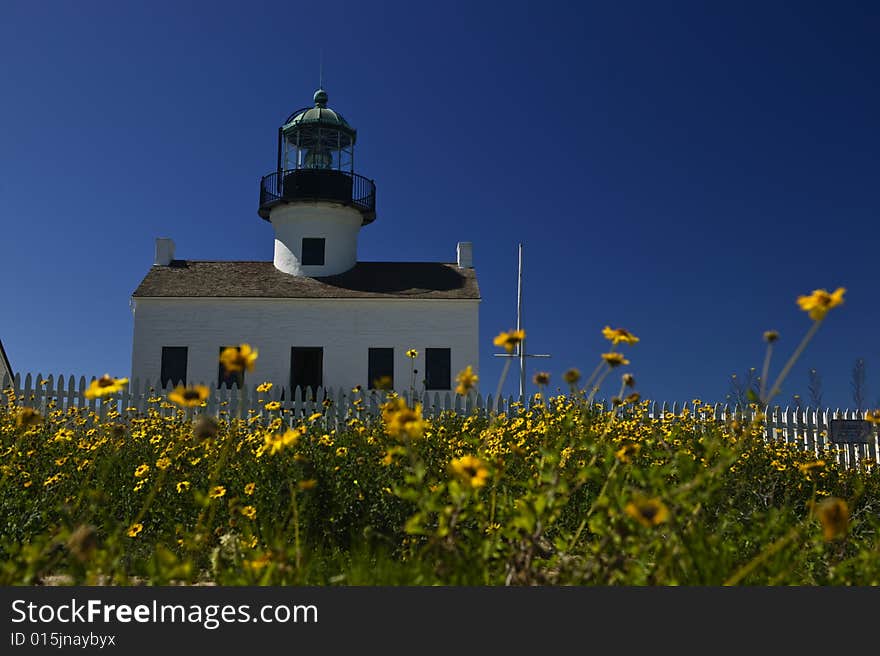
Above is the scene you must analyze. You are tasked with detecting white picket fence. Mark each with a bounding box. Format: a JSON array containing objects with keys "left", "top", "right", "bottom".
[{"left": 2, "top": 372, "right": 878, "bottom": 468}]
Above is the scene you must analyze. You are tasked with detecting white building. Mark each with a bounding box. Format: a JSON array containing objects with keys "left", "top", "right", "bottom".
[{"left": 130, "top": 89, "right": 480, "bottom": 394}]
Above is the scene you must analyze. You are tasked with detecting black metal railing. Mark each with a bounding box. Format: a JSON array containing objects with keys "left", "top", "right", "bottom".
[{"left": 259, "top": 169, "right": 376, "bottom": 224}]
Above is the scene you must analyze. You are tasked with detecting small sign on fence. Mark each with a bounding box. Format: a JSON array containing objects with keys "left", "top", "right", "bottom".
[{"left": 829, "top": 419, "right": 872, "bottom": 444}]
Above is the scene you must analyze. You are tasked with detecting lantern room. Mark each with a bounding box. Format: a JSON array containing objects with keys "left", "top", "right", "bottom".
[
  {"left": 259, "top": 88, "right": 376, "bottom": 225},
  {"left": 282, "top": 89, "right": 354, "bottom": 171}
]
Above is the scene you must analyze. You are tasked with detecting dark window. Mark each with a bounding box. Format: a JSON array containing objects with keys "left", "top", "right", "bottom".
[
  {"left": 301, "top": 238, "right": 325, "bottom": 266},
  {"left": 218, "top": 346, "right": 244, "bottom": 389},
  {"left": 160, "top": 347, "right": 187, "bottom": 389},
  {"left": 425, "top": 348, "right": 451, "bottom": 390},
  {"left": 368, "top": 348, "right": 394, "bottom": 390},
  {"left": 291, "top": 347, "right": 323, "bottom": 398}
]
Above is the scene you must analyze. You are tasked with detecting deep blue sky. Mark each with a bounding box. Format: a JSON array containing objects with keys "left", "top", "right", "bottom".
[{"left": 2, "top": 1, "right": 878, "bottom": 409}]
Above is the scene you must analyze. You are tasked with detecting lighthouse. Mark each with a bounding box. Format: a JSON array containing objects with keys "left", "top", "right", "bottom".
[
  {"left": 131, "top": 87, "right": 480, "bottom": 395},
  {"left": 259, "top": 88, "right": 376, "bottom": 277}
]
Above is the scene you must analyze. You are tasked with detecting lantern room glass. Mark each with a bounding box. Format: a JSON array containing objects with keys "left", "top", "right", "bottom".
[{"left": 282, "top": 126, "right": 354, "bottom": 173}]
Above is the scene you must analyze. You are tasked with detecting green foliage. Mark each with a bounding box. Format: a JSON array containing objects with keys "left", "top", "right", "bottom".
[{"left": 1, "top": 390, "right": 878, "bottom": 585}]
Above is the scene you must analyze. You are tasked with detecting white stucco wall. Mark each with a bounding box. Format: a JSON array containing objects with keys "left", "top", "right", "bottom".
[
  {"left": 270, "top": 203, "right": 363, "bottom": 276},
  {"left": 130, "top": 297, "right": 479, "bottom": 393}
]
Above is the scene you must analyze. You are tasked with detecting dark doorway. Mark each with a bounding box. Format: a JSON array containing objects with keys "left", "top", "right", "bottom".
[
  {"left": 368, "top": 347, "right": 394, "bottom": 389},
  {"left": 425, "top": 348, "right": 451, "bottom": 390},
  {"left": 291, "top": 347, "right": 323, "bottom": 398},
  {"left": 160, "top": 346, "right": 188, "bottom": 389}
]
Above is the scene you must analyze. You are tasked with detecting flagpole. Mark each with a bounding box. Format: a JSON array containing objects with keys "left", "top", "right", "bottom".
[
  {"left": 516, "top": 242, "right": 525, "bottom": 399},
  {"left": 494, "top": 242, "right": 551, "bottom": 400}
]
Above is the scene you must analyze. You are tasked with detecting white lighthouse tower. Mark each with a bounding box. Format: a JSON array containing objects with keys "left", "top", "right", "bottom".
[{"left": 258, "top": 88, "right": 376, "bottom": 276}]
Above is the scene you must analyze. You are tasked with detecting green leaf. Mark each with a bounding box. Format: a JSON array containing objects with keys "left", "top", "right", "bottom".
[{"left": 404, "top": 513, "right": 426, "bottom": 535}]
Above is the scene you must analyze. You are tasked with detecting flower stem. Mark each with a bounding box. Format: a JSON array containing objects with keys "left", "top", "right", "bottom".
[
  {"left": 759, "top": 343, "right": 773, "bottom": 401},
  {"left": 494, "top": 358, "right": 513, "bottom": 406},
  {"left": 764, "top": 320, "right": 823, "bottom": 404}
]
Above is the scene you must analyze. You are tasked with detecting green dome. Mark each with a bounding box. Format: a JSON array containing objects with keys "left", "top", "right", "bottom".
[{"left": 282, "top": 88, "right": 356, "bottom": 142}]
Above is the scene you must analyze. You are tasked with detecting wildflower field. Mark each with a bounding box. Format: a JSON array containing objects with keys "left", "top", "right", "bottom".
[{"left": 2, "top": 286, "right": 879, "bottom": 586}]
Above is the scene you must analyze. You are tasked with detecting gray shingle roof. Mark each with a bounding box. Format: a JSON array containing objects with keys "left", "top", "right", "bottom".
[{"left": 132, "top": 261, "right": 480, "bottom": 300}]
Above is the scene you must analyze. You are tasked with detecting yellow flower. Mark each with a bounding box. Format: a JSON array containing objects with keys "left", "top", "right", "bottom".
[
  {"left": 155, "top": 457, "right": 171, "bottom": 470},
  {"left": 282, "top": 427, "right": 301, "bottom": 446},
  {"left": 240, "top": 505, "right": 257, "bottom": 520},
  {"left": 763, "top": 330, "right": 779, "bottom": 343},
  {"left": 127, "top": 523, "right": 144, "bottom": 538},
  {"left": 815, "top": 497, "right": 849, "bottom": 541},
  {"left": 15, "top": 407, "right": 42, "bottom": 429},
  {"left": 264, "top": 401, "right": 282, "bottom": 411},
  {"left": 381, "top": 397, "right": 425, "bottom": 440},
  {"left": 449, "top": 455, "right": 490, "bottom": 489},
  {"left": 219, "top": 344, "right": 258, "bottom": 373},
  {"left": 373, "top": 375, "right": 393, "bottom": 390},
  {"left": 406, "top": 349, "right": 418, "bottom": 359},
  {"left": 256, "top": 382, "right": 273, "bottom": 393},
  {"left": 297, "top": 479, "right": 317, "bottom": 490},
  {"left": 308, "top": 412, "right": 323, "bottom": 422},
  {"left": 533, "top": 371, "right": 550, "bottom": 386},
  {"left": 796, "top": 287, "right": 845, "bottom": 321},
  {"left": 625, "top": 497, "right": 670, "bottom": 527},
  {"left": 176, "top": 481, "right": 190, "bottom": 493},
  {"left": 601, "top": 353, "right": 630, "bottom": 368},
  {"left": 168, "top": 384, "right": 210, "bottom": 407},
  {"left": 493, "top": 329, "right": 525, "bottom": 354},
  {"left": 798, "top": 460, "right": 825, "bottom": 474},
  {"left": 336, "top": 446, "right": 348, "bottom": 457},
  {"left": 602, "top": 326, "right": 640, "bottom": 345},
  {"left": 864, "top": 409, "right": 880, "bottom": 424},
  {"left": 43, "top": 474, "right": 62, "bottom": 487},
  {"left": 263, "top": 428, "right": 300, "bottom": 455},
  {"left": 244, "top": 482, "right": 256, "bottom": 495},
  {"left": 134, "top": 464, "right": 150, "bottom": 478},
  {"left": 563, "top": 368, "right": 581, "bottom": 385},
  {"left": 455, "top": 365, "right": 479, "bottom": 395},
  {"left": 209, "top": 485, "right": 226, "bottom": 499},
  {"left": 615, "top": 442, "right": 641, "bottom": 463},
  {"left": 351, "top": 385, "right": 362, "bottom": 394},
  {"left": 84, "top": 374, "right": 129, "bottom": 399},
  {"left": 624, "top": 392, "right": 641, "bottom": 404}
]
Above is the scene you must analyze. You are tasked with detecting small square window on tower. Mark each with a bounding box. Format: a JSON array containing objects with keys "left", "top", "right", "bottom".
[{"left": 301, "top": 238, "right": 326, "bottom": 266}]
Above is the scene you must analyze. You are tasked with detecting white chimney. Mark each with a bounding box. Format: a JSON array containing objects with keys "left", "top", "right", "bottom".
[
  {"left": 457, "top": 241, "right": 473, "bottom": 269},
  {"left": 154, "top": 237, "right": 175, "bottom": 266}
]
